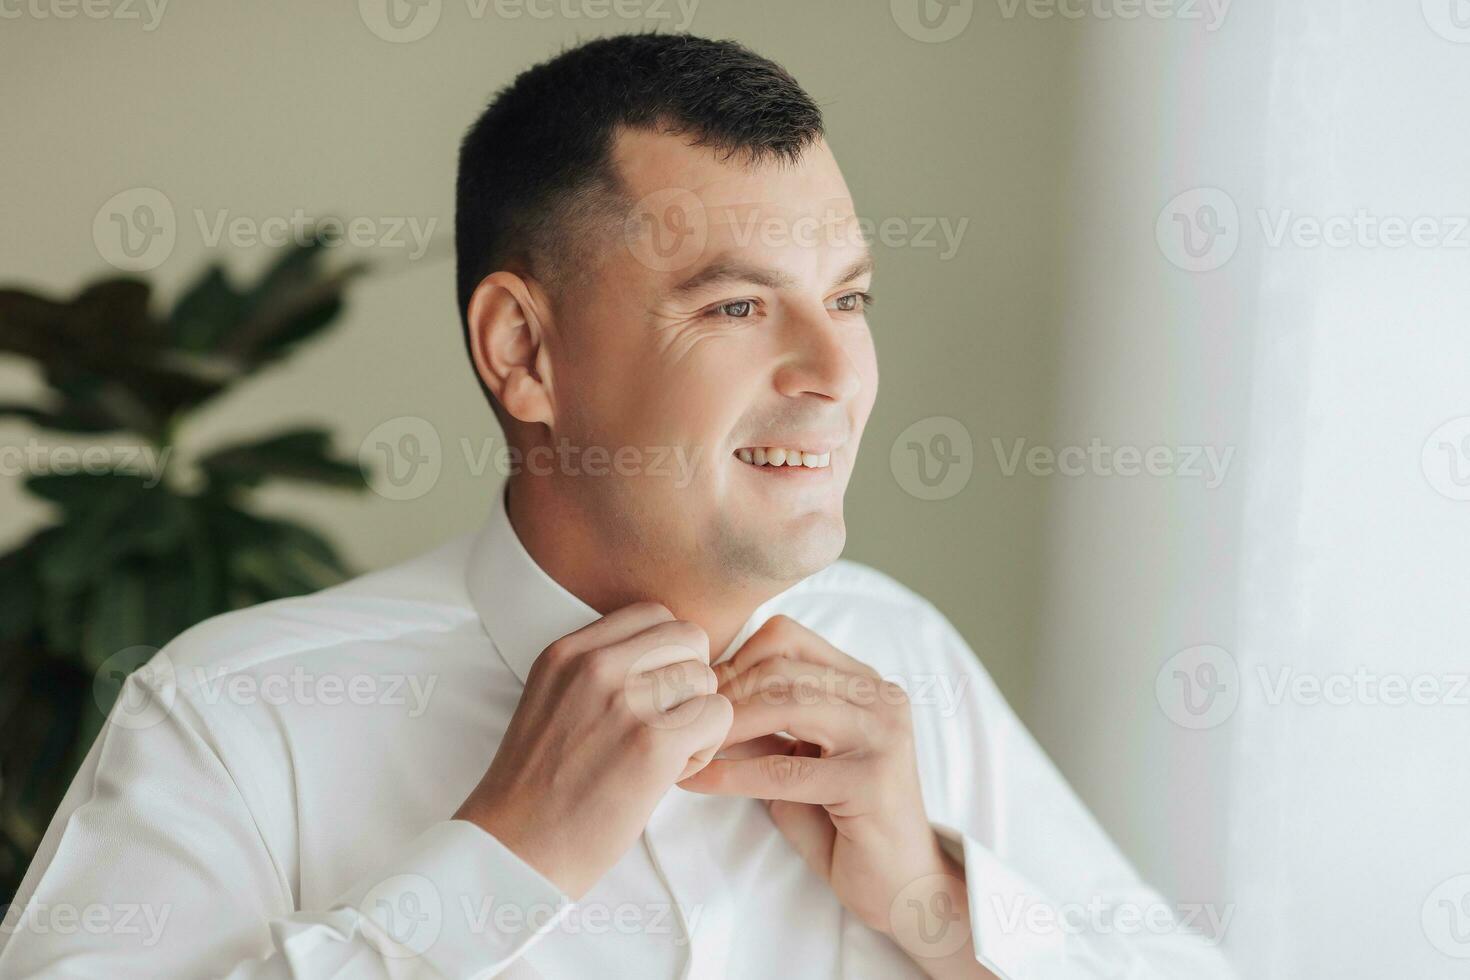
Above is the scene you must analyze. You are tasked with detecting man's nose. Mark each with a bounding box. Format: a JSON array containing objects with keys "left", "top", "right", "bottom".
[{"left": 772, "top": 310, "right": 863, "bottom": 403}]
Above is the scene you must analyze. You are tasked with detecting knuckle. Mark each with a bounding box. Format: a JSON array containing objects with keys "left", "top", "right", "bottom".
[
  {"left": 631, "top": 600, "right": 675, "bottom": 621},
  {"left": 880, "top": 680, "right": 910, "bottom": 706},
  {"left": 790, "top": 672, "right": 824, "bottom": 702},
  {"left": 760, "top": 752, "right": 814, "bottom": 786},
  {"left": 877, "top": 705, "right": 914, "bottom": 742},
  {"left": 667, "top": 620, "right": 710, "bottom": 655},
  {"left": 659, "top": 662, "right": 708, "bottom": 704},
  {"left": 626, "top": 718, "right": 662, "bottom": 751},
  {"left": 765, "top": 614, "right": 798, "bottom": 636},
  {"left": 584, "top": 648, "right": 630, "bottom": 687},
  {"left": 540, "top": 637, "right": 576, "bottom": 667}
]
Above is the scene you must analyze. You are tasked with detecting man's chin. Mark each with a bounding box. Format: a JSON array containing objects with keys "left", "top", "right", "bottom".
[{"left": 727, "top": 512, "right": 846, "bottom": 584}]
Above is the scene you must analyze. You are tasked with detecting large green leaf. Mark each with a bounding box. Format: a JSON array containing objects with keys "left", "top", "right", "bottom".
[
  {"left": 169, "top": 264, "right": 249, "bottom": 354},
  {"left": 30, "top": 475, "right": 189, "bottom": 591},
  {"left": 199, "top": 428, "right": 365, "bottom": 491},
  {"left": 0, "top": 279, "right": 156, "bottom": 363},
  {"left": 0, "top": 282, "right": 226, "bottom": 436},
  {"left": 0, "top": 400, "right": 127, "bottom": 434},
  {"left": 166, "top": 239, "right": 362, "bottom": 367},
  {"left": 25, "top": 471, "right": 150, "bottom": 510}
]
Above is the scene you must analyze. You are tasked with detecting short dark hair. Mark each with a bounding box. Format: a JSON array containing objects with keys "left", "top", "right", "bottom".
[{"left": 454, "top": 32, "right": 826, "bottom": 421}]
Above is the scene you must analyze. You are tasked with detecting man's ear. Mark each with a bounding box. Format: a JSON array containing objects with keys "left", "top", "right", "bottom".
[{"left": 466, "top": 271, "right": 555, "bottom": 428}]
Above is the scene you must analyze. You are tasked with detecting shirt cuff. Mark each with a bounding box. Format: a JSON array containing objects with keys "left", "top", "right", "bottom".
[
  {"left": 333, "top": 818, "right": 573, "bottom": 976},
  {"left": 931, "top": 820, "right": 1068, "bottom": 980}
]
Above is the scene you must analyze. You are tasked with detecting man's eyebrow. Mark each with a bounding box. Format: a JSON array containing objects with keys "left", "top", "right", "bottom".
[
  {"left": 668, "top": 256, "right": 795, "bottom": 297},
  {"left": 831, "top": 252, "right": 876, "bottom": 289},
  {"left": 667, "top": 249, "right": 876, "bottom": 299}
]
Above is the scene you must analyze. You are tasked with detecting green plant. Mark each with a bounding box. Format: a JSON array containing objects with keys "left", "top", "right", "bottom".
[{"left": 0, "top": 240, "right": 369, "bottom": 902}]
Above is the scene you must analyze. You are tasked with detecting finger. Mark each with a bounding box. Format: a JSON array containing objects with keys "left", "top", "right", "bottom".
[
  {"left": 607, "top": 618, "right": 711, "bottom": 673},
  {"left": 672, "top": 693, "right": 734, "bottom": 780},
  {"left": 678, "top": 753, "right": 860, "bottom": 805},
  {"left": 717, "top": 733, "right": 797, "bottom": 760},
  {"left": 631, "top": 659, "right": 718, "bottom": 715},
  {"left": 716, "top": 615, "right": 878, "bottom": 688},
  {"left": 766, "top": 742, "right": 836, "bottom": 879},
  {"left": 720, "top": 656, "right": 864, "bottom": 708},
  {"left": 722, "top": 696, "right": 870, "bottom": 752},
  {"left": 550, "top": 601, "right": 676, "bottom": 657}
]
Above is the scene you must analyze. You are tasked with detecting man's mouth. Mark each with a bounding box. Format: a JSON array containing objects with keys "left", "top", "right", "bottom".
[{"left": 733, "top": 446, "right": 833, "bottom": 469}]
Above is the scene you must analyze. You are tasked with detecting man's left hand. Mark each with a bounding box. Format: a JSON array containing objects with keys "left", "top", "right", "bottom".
[{"left": 677, "top": 614, "right": 958, "bottom": 937}]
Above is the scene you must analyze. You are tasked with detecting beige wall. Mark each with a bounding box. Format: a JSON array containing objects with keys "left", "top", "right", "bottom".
[{"left": 0, "top": 5, "right": 1070, "bottom": 727}]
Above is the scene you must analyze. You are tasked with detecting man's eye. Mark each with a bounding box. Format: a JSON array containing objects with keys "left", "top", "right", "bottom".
[
  {"left": 710, "top": 299, "right": 755, "bottom": 318},
  {"left": 831, "top": 291, "right": 874, "bottom": 313}
]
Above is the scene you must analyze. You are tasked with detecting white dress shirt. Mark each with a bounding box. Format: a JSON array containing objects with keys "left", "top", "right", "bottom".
[{"left": 0, "top": 489, "right": 1235, "bottom": 979}]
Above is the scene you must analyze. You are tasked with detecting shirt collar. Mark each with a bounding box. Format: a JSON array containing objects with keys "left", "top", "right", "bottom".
[{"left": 465, "top": 485, "right": 796, "bottom": 685}]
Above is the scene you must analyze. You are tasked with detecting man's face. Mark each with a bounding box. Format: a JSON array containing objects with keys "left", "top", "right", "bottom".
[{"left": 542, "top": 129, "right": 878, "bottom": 588}]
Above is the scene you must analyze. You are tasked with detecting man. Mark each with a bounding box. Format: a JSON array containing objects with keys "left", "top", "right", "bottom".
[{"left": 0, "top": 33, "right": 1234, "bottom": 979}]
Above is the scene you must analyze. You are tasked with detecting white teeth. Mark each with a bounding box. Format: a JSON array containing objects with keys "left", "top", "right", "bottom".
[{"left": 735, "top": 447, "right": 834, "bottom": 469}]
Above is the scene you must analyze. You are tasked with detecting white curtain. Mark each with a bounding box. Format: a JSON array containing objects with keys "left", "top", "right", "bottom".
[{"left": 1030, "top": 2, "right": 1470, "bottom": 976}]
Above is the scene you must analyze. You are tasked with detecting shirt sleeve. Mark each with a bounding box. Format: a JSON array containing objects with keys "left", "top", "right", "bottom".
[
  {"left": 914, "top": 606, "right": 1239, "bottom": 980},
  {"left": 0, "top": 668, "right": 571, "bottom": 979}
]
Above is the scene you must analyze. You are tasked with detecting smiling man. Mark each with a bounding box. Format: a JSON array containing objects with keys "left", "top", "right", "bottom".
[{"left": 0, "top": 34, "right": 1234, "bottom": 980}]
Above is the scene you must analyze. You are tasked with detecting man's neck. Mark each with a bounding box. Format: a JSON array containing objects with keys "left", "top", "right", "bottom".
[{"left": 504, "top": 476, "right": 779, "bottom": 660}]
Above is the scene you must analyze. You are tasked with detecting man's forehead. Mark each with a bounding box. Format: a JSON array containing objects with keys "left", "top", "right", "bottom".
[{"left": 609, "top": 126, "right": 855, "bottom": 222}]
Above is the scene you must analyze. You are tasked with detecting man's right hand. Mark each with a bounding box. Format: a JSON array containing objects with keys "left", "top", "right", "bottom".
[{"left": 453, "top": 601, "right": 732, "bottom": 898}]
